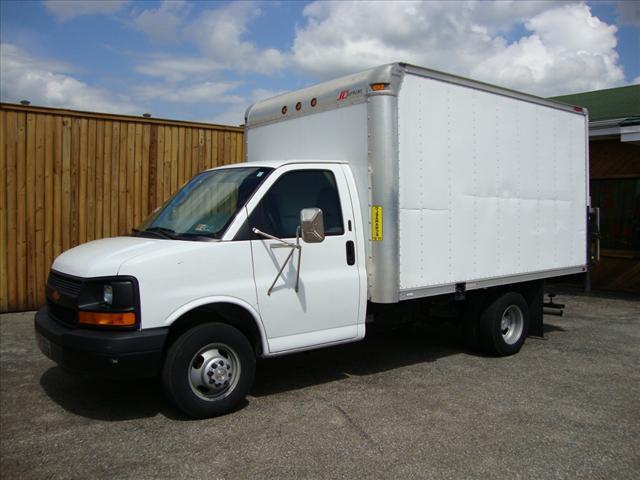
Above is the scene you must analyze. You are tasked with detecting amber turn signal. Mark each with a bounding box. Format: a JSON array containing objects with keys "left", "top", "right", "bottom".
[
  {"left": 79, "top": 311, "right": 136, "bottom": 326},
  {"left": 370, "top": 83, "right": 389, "bottom": 91}
]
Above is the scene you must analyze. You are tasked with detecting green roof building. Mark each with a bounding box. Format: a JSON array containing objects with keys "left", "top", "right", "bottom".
[
  {"left": 550, "top": 84, "right": 639, "bottom": 293},
  {"left": 550, "top": 84, "right": 640, "bottom": 143}
]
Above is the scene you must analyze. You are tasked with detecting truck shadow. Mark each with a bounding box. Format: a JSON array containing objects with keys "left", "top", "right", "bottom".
[
  {"left": 39, "top": 367, "right": 192, "bottom": 421},
  {"left": 39, "top": 321, "right": 564, "bottom": 421},
  {"left": 251, "top": 324, "right": 472, "bottom": 397}
]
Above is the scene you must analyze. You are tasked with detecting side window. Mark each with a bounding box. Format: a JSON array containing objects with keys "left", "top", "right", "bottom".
[{"left": 250, "top": 170, "right": 344, "bottom": 238}]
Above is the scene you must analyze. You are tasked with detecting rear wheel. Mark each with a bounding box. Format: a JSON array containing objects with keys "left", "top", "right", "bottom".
[
  {"left": 162, "top": 323, "right": 255, "bottom": 418},
  {"left": 478, "top": 292, "right": 529, "bottom": 356}
]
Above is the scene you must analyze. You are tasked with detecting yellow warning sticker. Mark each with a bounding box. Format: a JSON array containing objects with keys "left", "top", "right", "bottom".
[{"left": 371, "top": 206, "right": 383, "bottom": 241}]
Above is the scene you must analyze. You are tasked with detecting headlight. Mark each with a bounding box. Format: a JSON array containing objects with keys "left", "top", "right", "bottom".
[
  {"left": 103, "top": 284, "right": 113, "bottom": 305},
  {"left": 76, "top": 278, "right": 139, "bottom": 328}
]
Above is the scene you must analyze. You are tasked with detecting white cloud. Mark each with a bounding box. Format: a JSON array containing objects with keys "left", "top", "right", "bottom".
[
  {"left": 135, "top": 81, "right": 241, "bottom": 103},
  {"left": 131, "top": 0, "right": 190, "bottom": 43},
  {"left": 291, "top": 1, "right": 625, "bottom": 96},
  {"left": 43, "top": 0, "right": 129, "bottom": 22},
  {"left": 0, "top": 43, "right": 141, "bottom": 114},
  {"left": 188, "top": 1, "right": 287, "bottom": 74},
  {"left": 205, "top": 88, "right": 284, "bottom": 126},
  {"left": 632, "top": 75, "right": 640, "bottom": 85},
  {"left": 133, "top": 1, "right": 287, "bottom": 84},
  {"left": 135, "top": 55, "right": 220, "bottom": 82},
  {"left": 473, "top": 4, "right": 624, "bottom": 95}
]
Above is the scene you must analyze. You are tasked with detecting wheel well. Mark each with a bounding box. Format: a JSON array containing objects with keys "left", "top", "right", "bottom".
[
  {"left": 166, "top": 303, "right": 264, "bottom": 356},
  {"left": 463, "top": 279, "right": 544, "bottom": 336}
]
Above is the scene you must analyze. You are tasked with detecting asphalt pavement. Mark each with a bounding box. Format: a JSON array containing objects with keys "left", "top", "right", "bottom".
[{"left": 1, "top": 291, "right": 639, "bottom": 479}]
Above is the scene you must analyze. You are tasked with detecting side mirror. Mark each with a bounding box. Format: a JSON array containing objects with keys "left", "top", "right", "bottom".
[{"left": 300, "top": 208, "right": 325, "bottom": 243}]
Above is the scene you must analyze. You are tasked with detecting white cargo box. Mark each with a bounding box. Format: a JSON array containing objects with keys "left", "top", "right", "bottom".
[{"left": 245, "top": 63, "right": 588, "bottom": 303}]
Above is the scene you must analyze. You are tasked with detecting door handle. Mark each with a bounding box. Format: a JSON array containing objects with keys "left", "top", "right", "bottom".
[{"left": 346, "top": 241, "right": 355, "bottom": 266}]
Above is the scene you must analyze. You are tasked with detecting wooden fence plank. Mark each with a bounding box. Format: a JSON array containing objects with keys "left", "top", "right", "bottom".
[
  {"left": 134, "top": 123, "right": 143, "bottom": 226},
  {"left": 34, "top": 115, "right": 46, "bottom": 306},
  {"left": 217, "top": 132, "right": 229, "bottom": 167},
  {"left": 198, "top": 129, "right": 206, "bottom": 172},
  {"left": 156, "top": 126, "right": 164, "bottom": 208},
  {"left": 229, "top": 132, "right": 237, "bottom": 168},
  {"left": 184, "top": 126, "right": 192, "bottom": 179},
  {"left": 204, "top": 130, "right": 212, "bottom": 170},
  {"left": 148, "top": 125, "right": 157, "bottom": 212},
  {"left": 210, "top": 129, "right": 219, "bottom": 168},
  {"left": 111, "top": 122, "right": 121, "bottom": 236},
  {"left": 0, "top": 111, "right": 6, "bottom": 311},
  {"left": 61, "top": 117, "right": 71, "bottom": 252},
  {"left": 191, "top": 129, "right": 199, "bottom": 177},
  {"left": 53, "top": 117, "right": 62, "bottom": 259},
  {"left": 142, "top": 125, "right": 150, "bottom": 218},
  {"left": 16, "top": 112, "right": 27, "bottom": 309},
  {"left": 5, "top": 112, "right": 18, "bottom": 310},
  {"left": 171, "top": 126, "right": 179, "bottom": 193},
  {"left": 78, "top": 118, "right": 88, "bottom": 244},
  {"left": 118, "top": 122, "right": 127, "bottom": 235},
  {"left": 126, "top": 123, "right": 135, "bottom": 232},
  {"left": 86, "top": 119, "right": 96, "bottom": 242},
  {"left": 44, "top": 116, "right": 54, "bottom": 276},
  {"left": 163, "top": 126, "right": 172, "bottom": 202},
  {"left": 95, "top": 121, "right": 104, "bottom": 239},
  {"left": 25, "top": 113, "right": 37, "bottom": 307},
  {"left": 177, "top": 127, "right": 185, "bottom": 188},
  {"left": 103, "top": 122, "right": 113, "bottom": 237},
  {"left": 223, "top": 131, "right": 231, "bottom": 166},
  {"left": 237, "top": 132, "right": 245, "bottom": 162},
  {"left": 70, "top": 118, "right": 81, "bottom": 247}
]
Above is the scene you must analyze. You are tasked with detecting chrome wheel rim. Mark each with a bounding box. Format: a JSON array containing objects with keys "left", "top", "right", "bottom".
[
  {"left": 188, "top": 343, "right": 241, "bottom": 401},
  {"left": 500, "top": 305, "right": 524, "bottom": 345}
]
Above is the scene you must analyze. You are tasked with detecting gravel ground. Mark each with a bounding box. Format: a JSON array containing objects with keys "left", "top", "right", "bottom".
[{"left": 1, "top": 291, "right": 639, "bottom": 479}]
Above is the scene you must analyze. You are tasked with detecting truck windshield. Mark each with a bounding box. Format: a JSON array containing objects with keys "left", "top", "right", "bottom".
[{"left": 136, "top": 167, "right": 272, "bottom": 240}]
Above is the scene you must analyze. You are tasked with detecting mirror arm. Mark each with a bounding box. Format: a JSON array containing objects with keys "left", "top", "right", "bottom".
[
  {"left": 252, "top": 227, "right": 302, "bottom": 295},
  {"left": 252, "top": 228, "right": 297, "bottom": 248},
  {"left": 294, "top": 226, "right": 301, "bottom": 292}
]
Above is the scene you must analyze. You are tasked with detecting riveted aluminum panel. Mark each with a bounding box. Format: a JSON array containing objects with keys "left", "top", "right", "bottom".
[{"left": 397, "top": 73, "right": 588, "bottom": 290}]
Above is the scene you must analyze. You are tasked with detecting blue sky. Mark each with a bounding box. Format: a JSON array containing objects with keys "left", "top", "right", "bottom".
[{"left": 1, "top": 1, "right": 638, "bottom": 125}]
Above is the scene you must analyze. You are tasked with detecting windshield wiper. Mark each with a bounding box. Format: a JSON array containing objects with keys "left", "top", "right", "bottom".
[
  {"left": 176, "top": 232, "right": 220, "bottom": 241},
  {"left": 143, "top": 226, "right": 178, "bottom": 239}
]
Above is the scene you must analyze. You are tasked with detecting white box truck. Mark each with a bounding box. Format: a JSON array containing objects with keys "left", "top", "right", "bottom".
[{"left": 35, "top": 63, "right": 589, "bottom": 418}]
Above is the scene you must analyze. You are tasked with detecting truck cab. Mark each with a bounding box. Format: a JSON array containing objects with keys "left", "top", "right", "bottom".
[{"left": 36, "top": 160, "right": 367, "bottom": 418}]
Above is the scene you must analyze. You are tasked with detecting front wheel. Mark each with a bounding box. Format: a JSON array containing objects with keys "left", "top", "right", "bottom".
[
  {"left": 478, "top": 292, "right": 529, "bottom": 356},
  {"left": 162, "top": 323, "right": 256, "bottom": 418}
]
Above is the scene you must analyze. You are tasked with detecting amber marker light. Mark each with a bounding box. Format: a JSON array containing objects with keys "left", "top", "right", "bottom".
[
  {"left": 79, "top": 311, "right": 136, "bottom": 327},
  {"left": 370, "top": 83, "right": 389, "bottom": 91}
]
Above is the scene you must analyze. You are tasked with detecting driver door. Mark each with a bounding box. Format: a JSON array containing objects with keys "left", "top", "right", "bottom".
[{"left": 247, "top": 165, "right": 363, "bottom": 354}]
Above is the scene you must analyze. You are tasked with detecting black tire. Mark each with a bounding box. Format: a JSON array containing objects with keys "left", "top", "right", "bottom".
[
  {"left": 478, "top": 292, "right": 529, "bottom": 356},
  {"left": 162, "top": 323, "right": 255, "bottom": 418}
]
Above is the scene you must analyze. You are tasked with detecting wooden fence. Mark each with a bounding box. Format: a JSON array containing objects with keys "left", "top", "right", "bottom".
[{"left": 0, "top": 103, "right": 244, "bottom": 313}]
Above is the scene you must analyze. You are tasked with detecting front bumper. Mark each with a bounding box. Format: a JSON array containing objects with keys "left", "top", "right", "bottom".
[{"left": 34, "top": 308, "right": 168, "bottom": 379}]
